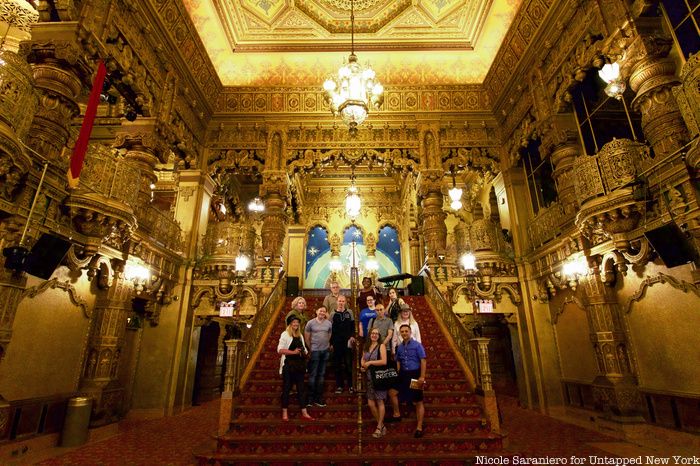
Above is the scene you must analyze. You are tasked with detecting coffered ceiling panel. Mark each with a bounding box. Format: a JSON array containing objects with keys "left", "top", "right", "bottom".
[{"left": 182, "top": 0, "right": 522, "bottom": 86}]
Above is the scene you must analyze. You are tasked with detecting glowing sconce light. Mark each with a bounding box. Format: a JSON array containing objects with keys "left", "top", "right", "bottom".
[
  {"left": 562, "top": 255, "right": 588, "bottom": 290},
  {"left": 598, "top": 63, "right": 626, "bottom": 100},
  {"left": 329, "top": 257, "right": 343, "bottom": 272},
  {"left": 460, "top": 252, "right": 477, "bottom": 272},
  {"left": 449, "top": 186, "right": 463, "bottom": 211},
  {"left": 248, "top": 197, "right": 265, "bottom": 213},
  {"left": 365, "top": 257, "right": 379, "bottom": 271},
  {"left": 235, "top": 254, "right": 251, "bottom": 274},
  {"left": 125, "top": 261, "right": 150, "bottom": 292}
]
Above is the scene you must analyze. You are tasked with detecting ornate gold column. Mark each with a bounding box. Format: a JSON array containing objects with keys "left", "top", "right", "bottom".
[
  {"left": 582, "top": 260, "right": 641, "bottom": 417},
  {"left": 113, "top": 119, "right": 167, "bottom": 206},
  {"left": 0, "top": 217, "right": 27, "bottom": 363},
  {"left": 260, "top": 170, "right": 289, "bottom": 267},
  {"left": 627, "top": 32, "right": 689, "bottom": 158},
  {"left": 260, "top": 128, "right": 289, "bottom": 267},
  {"left": 80, "top": 260, "right": 133, "bottom": 425},
  {"left": 540, "top": 115, "right": 580, "bottom": 214},
  {"left": 418, "top": 169, "right": 447, "bottom": 267},
  {"left": 24, "top": 24, "right": 85, "bottom": 163},
  {"left": 408, "top": 230, "right": 421, "bottom": 275}
]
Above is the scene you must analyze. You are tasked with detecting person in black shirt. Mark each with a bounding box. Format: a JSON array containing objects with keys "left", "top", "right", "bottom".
[{"left": 330, "top": 295, "right": 356, "bottom": 394}]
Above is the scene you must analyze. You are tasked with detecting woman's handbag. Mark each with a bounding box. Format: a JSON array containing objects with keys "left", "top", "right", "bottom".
[{"left": 369, "top": 365, "right": 399, "bottom": 391}]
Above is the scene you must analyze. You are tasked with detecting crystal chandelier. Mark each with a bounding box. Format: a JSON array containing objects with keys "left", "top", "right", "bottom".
[{"left": 323, "top": 0, "right": 383, "bottom": 136}]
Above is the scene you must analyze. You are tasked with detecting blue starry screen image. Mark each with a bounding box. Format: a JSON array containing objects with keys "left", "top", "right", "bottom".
[
  {"left": 304, "top": 226, "right": 330, "bottom": 278},
  {"left": 304, "top": 225, "right": 401, "bottom": 289}
]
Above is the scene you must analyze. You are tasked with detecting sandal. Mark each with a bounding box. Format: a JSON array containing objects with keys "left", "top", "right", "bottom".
[{"left": 372, "top": 424, "right": 385, "bottom": 438}]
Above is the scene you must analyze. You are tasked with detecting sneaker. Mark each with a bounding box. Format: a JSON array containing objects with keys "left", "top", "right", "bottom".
[
  {"left": 349, "top": 387, "right": 354, "bottom": 394},
  {"left": 306, "top": 402, "right": 313, "bottom": 407},
  {"left": 414, "top": 429, "right": 424, "bottom": 438},
  {"left": 335, "top": 387, "right": 343, "bottom": 394},
  {"left": 314, "top": 401, "right": 327, "bottom": 407}
]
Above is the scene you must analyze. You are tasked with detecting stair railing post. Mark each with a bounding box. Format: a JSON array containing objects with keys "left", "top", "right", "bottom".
[
  {"left": 470, "top": 337, "right": 500, "bottom": 432},
  {"left": 219, "top": 338, "right": 244, "bottom": 435}
]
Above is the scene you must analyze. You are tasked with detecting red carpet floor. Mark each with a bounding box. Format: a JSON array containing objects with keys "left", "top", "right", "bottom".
[
  {"left": 36, "top": 395, "right": 624, "bottom": 465},
  {"left": 38, "top": 295, "right": 624, "bottom": 464}
]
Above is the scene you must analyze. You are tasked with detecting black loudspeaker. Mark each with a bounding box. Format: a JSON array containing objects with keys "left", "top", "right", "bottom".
[
  {"left": 644, "top": 223, "right": 698, "bottom": 268},
  {"left": 24, "top": 234, "right": 72, "bottom": 279},
  {"left": 408, "top": 275, "right": 424, "bottom": 296},
  {"left": 286, "top": 276, "right": 300, "bottom": 297}
]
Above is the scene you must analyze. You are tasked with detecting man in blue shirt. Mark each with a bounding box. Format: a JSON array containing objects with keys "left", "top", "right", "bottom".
[
  {"left": 391, "top": 324, "right": 427, "bottom": 438},
  {"left": 358, "top": 295, "right": 377, "bottom": 338}
]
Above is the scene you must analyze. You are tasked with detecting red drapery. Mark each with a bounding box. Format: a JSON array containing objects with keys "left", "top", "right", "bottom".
[{"left": 67, "top": 60, "right": 107, "bottom": 188}]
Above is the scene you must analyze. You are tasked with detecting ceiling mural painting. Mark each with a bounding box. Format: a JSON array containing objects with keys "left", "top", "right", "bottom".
[{"left": 182, "top": 0, "right": 522, "bottom": 86}]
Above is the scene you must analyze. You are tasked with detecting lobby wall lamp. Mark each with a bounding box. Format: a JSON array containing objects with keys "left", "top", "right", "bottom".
[
  {"left": 460, "top": 252, "right": 481, "bottom": 302},
  {"left": 248, "top": 197, "right": 265, "bottom": 213},
  {"left": 562, "top": 255, "right": 588, "bottom": 291},
  {"left": 598, "top": 62, "right": 626, "bottom": 100},
  {"left": 124, "top": 260, "right": 151, "bottom": 293},
  {"left": 448, "top": 169, "right": 463, "bottom": 211}
]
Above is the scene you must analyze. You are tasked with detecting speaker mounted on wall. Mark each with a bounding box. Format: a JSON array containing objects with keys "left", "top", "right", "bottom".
[
  {"left": 23, "top": 234, "right": 72, "bottom": 279},
  {"left": 644, "top": 223, "right": 698, "bottom": 268}
]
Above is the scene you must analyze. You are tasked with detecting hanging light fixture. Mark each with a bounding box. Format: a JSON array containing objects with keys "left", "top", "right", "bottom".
[
  {"left": 345, "top": 173, "right": 361, "bottom": 220},
  {"left": 248, "top": 197, "right": 265, "bottom": 213},
  {"left": 598, "top": 62, "right": 626, "bottom": 100},
  {"left": 322, "top": 0, "right": 383, "bottom": 136},
  {"left": 448, "top": 170, "right": 463, "bottom": 210}
]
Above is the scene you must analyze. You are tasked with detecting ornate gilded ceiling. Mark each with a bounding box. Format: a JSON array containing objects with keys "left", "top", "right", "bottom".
[{"left": 182, "top": 0, "right": 522, "bottom": 87}]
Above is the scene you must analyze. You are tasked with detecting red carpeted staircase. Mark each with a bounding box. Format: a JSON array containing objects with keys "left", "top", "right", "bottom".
[{"left": 196, "top": 294, "right": 503, "bottom": 464}]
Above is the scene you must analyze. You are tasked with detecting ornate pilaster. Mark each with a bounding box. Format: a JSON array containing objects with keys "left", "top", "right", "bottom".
[
  {"left": 540, "top": 114, "right": 580, "bottom": 214},
  {"left": 673, "top": 52, "right": 700, "bottom": 171},
  {"left": 0, "top": 216, "right": 27, "bottom": 362},
  {"left": 80, "top": 260, "right": 133, "bottom": 425},
  {"left": 417, "top": 169, "right": 447, "bottom": 267},
  {"left": 0, "top": 42, "right": 37, "bottom": 201},
  {"left": 24, "top": 25, "right": 86, "bottom": 163},
  {"left": 626, "top": 33, "right": 689, "bottom": 158},
  {"left": 260, "top": 170, "right": 289, "bottom": 267},
  {"left": 582, "top": 264, "right": 642, "bottom": 417},
  {"left": 408, "top": 230, "right": 421, "bottom": 276}
]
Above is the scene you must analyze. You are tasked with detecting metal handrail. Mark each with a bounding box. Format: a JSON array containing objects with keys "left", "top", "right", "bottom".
[
  {"left": 236, "top": 272, "right": 288, "bottom": 393},
  {"left": 420, "top": 272, "right": 478, "bottom": 391}
]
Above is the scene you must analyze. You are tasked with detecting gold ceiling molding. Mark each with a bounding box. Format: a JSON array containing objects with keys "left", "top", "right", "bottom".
[
  {"left": 483, "top": 0, "right": 554, "bottom": 106},
  {"left": 214, "top": 85, "right": 489, "bottom": 114},
  {"left": 181, "top": 0, "right": 520, "bottom": 86},
  {"left": 153, "top": 0, "right": 221, "bottom": 100}
]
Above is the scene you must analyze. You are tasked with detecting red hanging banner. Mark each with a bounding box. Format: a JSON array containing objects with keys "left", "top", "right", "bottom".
[{"left": 67, "top": 60, "right": 107, "bottom": 188}]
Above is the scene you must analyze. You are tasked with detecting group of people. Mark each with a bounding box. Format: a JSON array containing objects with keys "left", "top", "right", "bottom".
[{"left": 277, "top": 277, "right": 427, "bottom": 438}]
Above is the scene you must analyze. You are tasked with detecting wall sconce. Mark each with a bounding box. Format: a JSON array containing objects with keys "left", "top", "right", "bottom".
[
  {"left": 460, "top": 252, "right": 481, "bottom": 301},
  {"left": 562, "top": 255, "right": 588, "bottom": 290},
  {"left": 365, "top": 256, "right": 379, "bottom": 271},
  {"left": 124, "top": 261, "right": 151, "bottom": 293},
  {"left": 598, "top": 62, "right": 626, "bottom": 100},
  {"left": 234, "top": 253, "right": 251, "bottom": 284},
  {"left": 447, "top": 167, "right": 463, "bottom": 211},
  {"left": 329, "top": 256, "right": 343, "bottom": 272},
  {"left": 248, "top": 197, "right": 265, "bottom": 213}
]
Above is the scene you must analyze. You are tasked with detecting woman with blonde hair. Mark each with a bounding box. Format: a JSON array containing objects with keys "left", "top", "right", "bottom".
[
  {"left": 361, "top": 327, "right": 388, "bottom": 438},
  {"left": 391, "top": 307, "right": 421, "bottom": 355},
  {"left": 277, "top": 315, "right": 314, "bottom": 421},
  {"left": 285, "top": 296, "right": 309, "bottom": 331}
]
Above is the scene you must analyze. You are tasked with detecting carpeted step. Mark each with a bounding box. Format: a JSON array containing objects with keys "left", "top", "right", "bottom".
[{"left": 195, "top": 294, "right": 505, "bottom": 464}]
